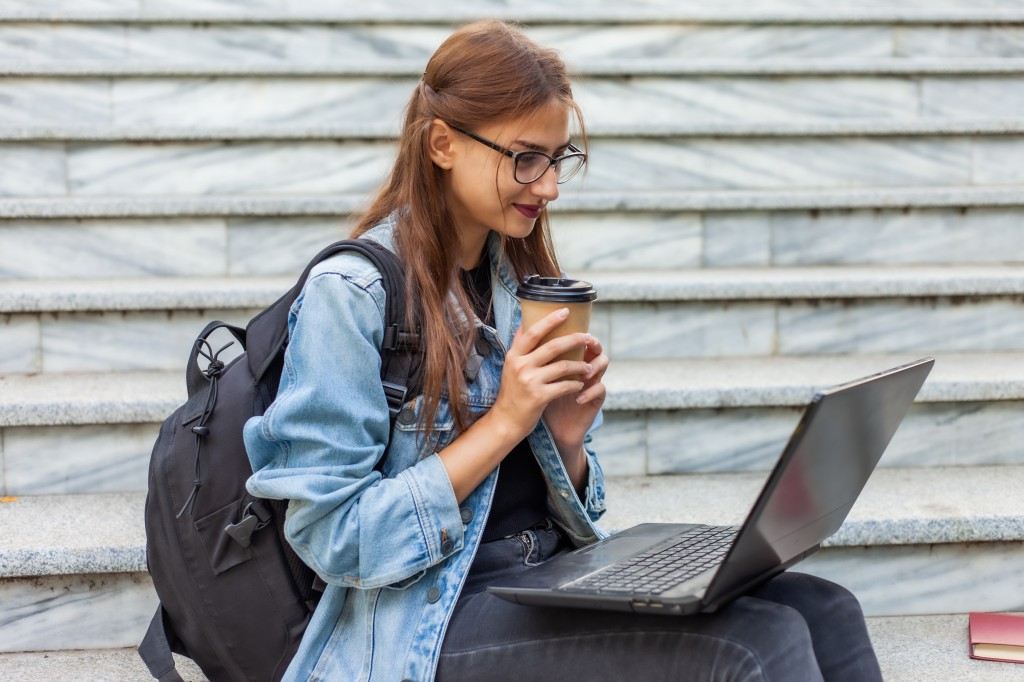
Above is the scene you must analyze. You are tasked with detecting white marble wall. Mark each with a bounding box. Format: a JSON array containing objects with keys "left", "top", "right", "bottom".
[
  {"left": 0, "top": 572, "right": 156, "bottom": 653},
  {"left": 3, "top": 207, "right": 1019, "bottom": 281},
  {"left": 1, "top": 136, "right": 1006, "bottom": 198},
  {"left": 607, "top": 298, "right": 1024, "bottom": 360},
  {"left": 594, "top": 401, "right": 1024, "bottom": 475},
  {"left": 801, "top": 542, "right": 1024, "bottom": 616},
  {"left": 5, "top": 295, "right": 1022, "bottom": 374},
  {"left": 0, "top": 309, "right": 253, "bottom": 374},
  {"left": 0, "top": 220, "right": 227, "bottom": 279},
  {"left": 3, "top": 21, "right": 1024, "bottom": 63},
  {"left": 3, "top": 423, "right": 157, "bottom": 495},
  {"left": 4, "top": 75, "right": 1024, "bottom": 129}
]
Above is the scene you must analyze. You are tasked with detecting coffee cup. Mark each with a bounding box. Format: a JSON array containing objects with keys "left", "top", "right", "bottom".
[{"left": 518, "top": 275, "right": 597, "bottom": 365}]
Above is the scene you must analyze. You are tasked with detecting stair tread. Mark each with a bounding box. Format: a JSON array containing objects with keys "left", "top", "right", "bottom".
[
  {"left": 2, "top": 465, "right": 1023, "bottom": 578},
  {"left": 6, "top": 56, "right": 1024, "bottom": 77},
  {"left": 7, "top": 119, "right": 1024, "bottom": 142},
  {"left": 4, "top": 265, "right": 1024, "bottom": 313},
  {"left": 2, "top": 353, "right": 1023, "bottom": 427},
  {"left": 0, "top": 613, "right": 1017, "bottom": 681},
  {"left": 2, "top": 187, "right": 1022, "bottom": 220}
]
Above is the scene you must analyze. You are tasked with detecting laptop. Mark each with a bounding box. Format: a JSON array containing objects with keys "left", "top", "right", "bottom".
[{"left": 488, "top": 357, "right": 934, "bottom": 615}]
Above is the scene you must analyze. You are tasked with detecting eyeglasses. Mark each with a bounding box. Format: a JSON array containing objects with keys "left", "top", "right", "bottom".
[{"left": 450, "top": 125, "right": 587, "bottom": 185}]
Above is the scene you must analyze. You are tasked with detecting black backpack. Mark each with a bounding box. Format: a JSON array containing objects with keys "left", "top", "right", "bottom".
[{"left": 139, "top": 239, "right": 420, "bottom": 682}]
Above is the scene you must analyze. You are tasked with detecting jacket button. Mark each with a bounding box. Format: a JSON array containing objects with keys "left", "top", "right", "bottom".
[
  {"left": 475, "top": 337, "right": 491, "bottom": 356},
  {"left": 426, "top": 586, "right": 441, "bottom": 603},
  {"left": 397, "top": 407, "right": 416, "bottom": 425},
  {"left": 460, "top": 507, "right": 474, "bottom": 524},
  {"left": 441, "top": 539, "right": 455, "bottom": 554}
]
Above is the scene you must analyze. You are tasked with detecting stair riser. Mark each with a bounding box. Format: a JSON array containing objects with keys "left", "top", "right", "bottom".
[
  {"left": 3, "top": 400, "right": 1020, "bottom": 496},
  {"left": 800, "top": 542, "right": 1024, "bottom": 617},
  {"left": 0, "top": 573, "right": 155, "bottom": 653},
  {"left": 4, "top": 541, "right": 1020, "bottom": 652},
  {"left": 4, "top": 75, "right": 1024, "bottom": 128},
  {"left": 4, "top": 297, "right": 1023, "bottom": 374},
  {"left": 4, "top": 23, "right": 1024, "bottom": 64},
  {"left": 3, "top": 137, "right": 1022, "bottom": 198},
  {"left": 597, "top": 401, "right": 1024, "bottom": 475},
  {"left": 3, "top": 206, "right": 1024, "bottom": 280}
]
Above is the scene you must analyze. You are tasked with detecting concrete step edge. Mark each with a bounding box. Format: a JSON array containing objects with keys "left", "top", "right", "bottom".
[
  {"left": 2, "top": 188, "right": 1023, "bottom": 220},
  {"left": 0, "top": 614, "right": 1017, "bottom": 682},
  {"left": 2, "top": 353, "right": 1022, "bottom": 427},
  {"left": 2, "top": 464, "right": 1023, "bottom": 578},
  {"left": 4, "top": 8, "right": 1024, "bottom": 24},
  {"left": 3, "top": 266, "right": 1024, "bottom": 313},
  {"left": 5, "top": 119, "right": 1024, "bottom": 142},
  {"left": 5, "top": 57, "right": 1024, "bottom": 77}
]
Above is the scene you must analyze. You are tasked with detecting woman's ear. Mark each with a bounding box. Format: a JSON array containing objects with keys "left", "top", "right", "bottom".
[{"left": 427, "top": 119, "right": 456, "bottom": 170}]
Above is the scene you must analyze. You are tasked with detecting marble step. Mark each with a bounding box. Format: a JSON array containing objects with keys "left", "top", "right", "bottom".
[
  {"left": 2, "top": 615, "right": 1023, "bottom": 682},
  {"left": 8, "top": 58, "right": 1024, "bottom": 77},
  {"left": 2, "top": 466, "right": 1023, "bottom": 652},
  {"left": 3, "top": 267, "right": 1024, "bottom": 374},
  {"left": 4, "top": 137, "right": 1024, "bottom": 199},
  {"left": 4, "top": 73, "right": 1024, "bottom": 130},
  {"left": 7, "top": 119, "right": 1024, "bottom": 142},
  {"left": 4, "top": 201, "right": 1024, "bottom": 281},
  {"left": 4, "top": 186, "right": 1021, "bottom": 219},
  {"left": 2, "top": 353, "right": 1023, "bottom": 494},
  {"left": 5, "top": 21, "right": 1024, "bottom": 66},
  {"left": 4, "top": 2, "right": 1024, "bottom": 23}
]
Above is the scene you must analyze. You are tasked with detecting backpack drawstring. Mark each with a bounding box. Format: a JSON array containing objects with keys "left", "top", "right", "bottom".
[{"left": 177, "top": 339, "right": 234, "bottom": 519}]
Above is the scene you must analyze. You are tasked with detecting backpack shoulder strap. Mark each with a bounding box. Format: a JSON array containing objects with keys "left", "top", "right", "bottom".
[{"left": 245, "top": 238, "right": 421, "bottom": 412}]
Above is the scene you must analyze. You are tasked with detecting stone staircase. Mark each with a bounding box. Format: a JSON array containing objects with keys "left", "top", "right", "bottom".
[{"left": 3, "top": 1, "right": 1024, "bottom": 679}]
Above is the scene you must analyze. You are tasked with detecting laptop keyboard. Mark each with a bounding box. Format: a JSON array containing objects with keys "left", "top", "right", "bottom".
[{"left": 561, "top": 525, "right": 739, "bottom": 596}]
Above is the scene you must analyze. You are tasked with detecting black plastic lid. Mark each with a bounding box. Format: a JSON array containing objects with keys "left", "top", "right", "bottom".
[{"left": 518, "top": 275, "right": 597, "bottom": 303}]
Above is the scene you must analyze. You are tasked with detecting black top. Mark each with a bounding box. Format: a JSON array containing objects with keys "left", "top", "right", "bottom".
[{"left": 459, "top": 260, "right": 548, "bottom": 542}]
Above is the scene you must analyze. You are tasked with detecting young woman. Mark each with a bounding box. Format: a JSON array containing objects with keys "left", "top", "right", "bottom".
[{"left": 244, "top": 20, "right": 883, "bottom": 682}]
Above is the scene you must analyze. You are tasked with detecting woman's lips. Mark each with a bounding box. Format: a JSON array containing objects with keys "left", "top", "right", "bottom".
[{"left": 513, "top": 204, "right": 543, "bottom": 219}]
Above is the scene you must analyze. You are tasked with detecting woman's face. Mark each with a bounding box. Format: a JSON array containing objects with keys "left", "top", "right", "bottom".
[{"left": 442, "top": 100, "right": 571, "bottom": 254}]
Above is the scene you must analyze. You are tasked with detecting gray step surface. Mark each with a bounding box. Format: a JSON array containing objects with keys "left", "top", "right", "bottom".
[
  {"left": 3, "top": 187, "right": 1023, "bottom": 219},
  {"left": 3, "top": 465, "right": 1023, "bottom": 576},
  {"left": 5, "top": 2, "right": 1024, "bottom": 23},
  {"left": 8, "top": 57, "right": 1024, "bottom": 77},
  {"left": 1, "top": 616, "right": 1022, "bottom": 682},
  {"left": 4, "top": 355, "right": 1024, "bottom": 494},
  {"left": 5, "top": 269, "right": 1024, "bottom": 373},
  {"left": 9, "top": 119, "right": 1024, "bottom": 141},
  {"left": 1, "top": 466, "right": 1022, "bottom": 653},
  {"left": 2, "top": 353, "right": 1022, "bottom": 427},
  {"left": 4, "top": 265, "right": 1024, "bottom": 312}
]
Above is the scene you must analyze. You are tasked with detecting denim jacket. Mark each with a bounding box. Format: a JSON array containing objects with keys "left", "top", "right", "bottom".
[{"left": 244, "top": 216, "right": 607, "bottom": 682}]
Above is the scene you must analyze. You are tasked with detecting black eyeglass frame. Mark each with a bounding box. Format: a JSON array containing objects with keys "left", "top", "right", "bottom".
[{"left": 450, "top": 125, "right": 587, "bottom": 185}]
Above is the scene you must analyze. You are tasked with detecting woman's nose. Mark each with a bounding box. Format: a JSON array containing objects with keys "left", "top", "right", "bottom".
[{"left": 531, "top": 164, "right": 560, "bottom": 202}]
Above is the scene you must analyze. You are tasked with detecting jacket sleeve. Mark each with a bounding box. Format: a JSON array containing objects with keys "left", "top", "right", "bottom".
[
  {"left": 243, "top": 270, "right": 464, "bottom": 590},
  {"left": 581, "top": 418, "right": 607, "bottom": 523}
]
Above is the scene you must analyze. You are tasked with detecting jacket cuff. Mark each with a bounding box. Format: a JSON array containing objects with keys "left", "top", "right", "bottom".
[{"left": 397, "top": 453, "right": 466, "bottom": 564}]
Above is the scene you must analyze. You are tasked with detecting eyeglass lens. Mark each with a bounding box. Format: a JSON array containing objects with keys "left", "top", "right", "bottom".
[{"left": 515, "top": 152, "right": 586, "bottom": 184}]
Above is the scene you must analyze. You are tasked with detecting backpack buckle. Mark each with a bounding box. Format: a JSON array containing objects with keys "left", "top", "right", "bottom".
[
  {"left": 224, "top": 502, "right": 271, "bottom": 548},
  {"left": 382, "top": 381, "right": 408, "bottom": 417}
]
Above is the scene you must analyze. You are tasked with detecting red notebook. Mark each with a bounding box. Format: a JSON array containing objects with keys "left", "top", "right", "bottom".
[{"left": 970, "top": 612, "right": 1024, "bottom": 664}]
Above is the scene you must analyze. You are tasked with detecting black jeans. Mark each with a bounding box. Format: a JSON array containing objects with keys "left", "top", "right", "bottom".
[{"left": 437, "top": 522, "right": 882, "bottom": 682}]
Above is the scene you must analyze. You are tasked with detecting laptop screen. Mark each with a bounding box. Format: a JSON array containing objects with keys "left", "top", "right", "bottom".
[{"left": 702, "top": 358, "right": 933, "bottom": 606}]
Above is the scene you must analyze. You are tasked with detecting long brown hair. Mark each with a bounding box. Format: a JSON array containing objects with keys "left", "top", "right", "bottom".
[{"left": 353, "top": 20, "right": 588, "bottom": 441}]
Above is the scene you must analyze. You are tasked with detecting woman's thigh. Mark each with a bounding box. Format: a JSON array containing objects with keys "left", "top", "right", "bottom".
[{"left": 437, "top": 585, "right": 825, "bottom": 682}]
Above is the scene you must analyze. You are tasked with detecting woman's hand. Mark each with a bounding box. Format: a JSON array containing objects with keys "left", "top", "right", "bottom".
[
  {"left": 487, "top": 307, "right": 593, "bottom": 445},
  {"left": 542, "top": 333, "right": 608, "bottom": 456}
]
